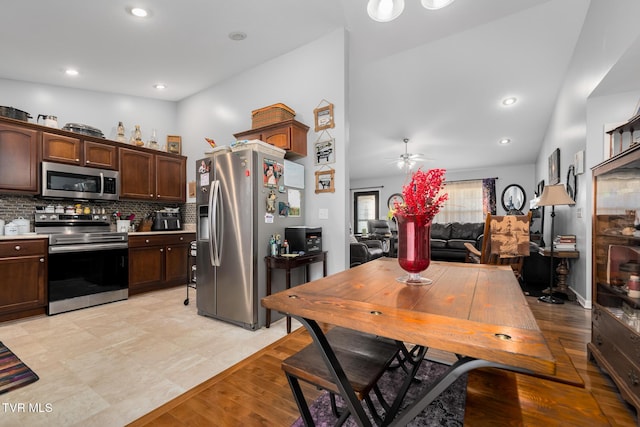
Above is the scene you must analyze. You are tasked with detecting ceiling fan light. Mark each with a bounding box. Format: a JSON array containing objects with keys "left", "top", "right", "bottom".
[
  {"left": 367, "top": 0, "right": 405, "bottom": 22},
  {"left": 421, "top": 0, "right": 455, "bottom": 10}
]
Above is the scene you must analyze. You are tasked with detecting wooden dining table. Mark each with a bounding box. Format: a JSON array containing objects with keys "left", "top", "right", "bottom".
[{"left": 261, "top": 258, "right": 556, "bottom": 426}]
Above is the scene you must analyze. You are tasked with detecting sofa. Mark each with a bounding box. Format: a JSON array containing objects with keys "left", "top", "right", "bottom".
[{"left": 430, "top": 222, "right": 484, "bottom": 262}]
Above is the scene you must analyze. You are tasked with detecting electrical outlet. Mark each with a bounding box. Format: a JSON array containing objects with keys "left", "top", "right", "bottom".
[
  {"left": 319, "top": 208, "right": 329, "bottom": 219},
  {"left": 577, "top": 208, "right": 582, "bottom": 218}
]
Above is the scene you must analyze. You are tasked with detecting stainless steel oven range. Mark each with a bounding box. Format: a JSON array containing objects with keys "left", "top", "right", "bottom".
[{"left": 35, "top": 209, "right": 129, "bottom": 315}]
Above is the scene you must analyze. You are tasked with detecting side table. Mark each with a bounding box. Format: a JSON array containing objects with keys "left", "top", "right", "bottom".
[
  {"left": 265, "top": 251, "right": 327, "bottom": 333},
  {"left": 538, "top": 248, "right": 579, "bottom": 301}
]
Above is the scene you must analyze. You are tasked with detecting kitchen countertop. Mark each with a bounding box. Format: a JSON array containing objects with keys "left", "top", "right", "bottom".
[
  {"left": 0, "top": 234, "right": 48, "bottom": 241},
  {"left": 128, "top": 230, "right": 195, "bottom": 236},
  {"left": 0, "top": 229, "right": 196, "bottom": 241}
]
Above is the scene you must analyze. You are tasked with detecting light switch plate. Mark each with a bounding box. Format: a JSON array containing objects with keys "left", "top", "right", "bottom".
[{"left": 319, "top": 208, "right": 329, "bottom": 219}]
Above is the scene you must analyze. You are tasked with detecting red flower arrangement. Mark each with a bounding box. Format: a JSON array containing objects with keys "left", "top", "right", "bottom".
[{"left": 393, "top": 168, "right": 448, "bottom": 223}]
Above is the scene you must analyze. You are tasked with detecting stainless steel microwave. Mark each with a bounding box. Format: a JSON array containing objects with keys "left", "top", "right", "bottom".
[{"left": 41, "top": 161, "right": 119, "bottom": 201}]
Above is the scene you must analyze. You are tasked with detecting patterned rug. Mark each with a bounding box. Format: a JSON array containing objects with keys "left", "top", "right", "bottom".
[
  {"left": 291, "top": 360, "right": 466, "bottom": 426},
  {"left": 0, "top": 342, "right": 39, "bottom": 395}
]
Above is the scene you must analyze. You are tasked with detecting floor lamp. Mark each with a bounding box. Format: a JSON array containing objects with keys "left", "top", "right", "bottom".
[{"left": 537, "top": 184, "right": 575, "bottom": 304}]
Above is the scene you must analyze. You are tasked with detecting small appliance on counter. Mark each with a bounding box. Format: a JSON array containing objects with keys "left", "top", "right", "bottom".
[
  {"left": 285, "top": 226, "right": 322, "bottom": 254},
  {"left": 151, "top": 208, "right": 181, "bottom": 231}
]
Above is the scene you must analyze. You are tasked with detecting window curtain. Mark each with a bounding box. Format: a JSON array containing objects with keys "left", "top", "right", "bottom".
[
  {"left": 433, "top": 178, "right": 496, "bottom": 223},
  {"left": 482, "top": 178, "right": 497, "bottom": 215}
]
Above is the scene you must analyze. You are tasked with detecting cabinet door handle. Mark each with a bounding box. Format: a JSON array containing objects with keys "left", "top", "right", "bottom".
[
  {"left": 75, "top": 158, "right": 80, "bottom": 162},
  {"left": 14, "top": 245, "right": 21, "bottom": 251},
  {"left": 167, "top": 247, "right": 172, "bottom": 251},
  {"left": 39, "top": 258, "right": 45, "bottom": 263},
  {"left": 160, "top": 248, "right": 164, "bottom": 252},
  {"left": 150, "top": 194, "right": 154, "bottom": 197}
]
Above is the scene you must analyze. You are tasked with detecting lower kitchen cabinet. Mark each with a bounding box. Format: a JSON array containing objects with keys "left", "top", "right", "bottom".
[
  {"left": 128, "top": 232, "right": 194, "bottom": 295},
  {"left": 0, "top": 239, "right": 47, "bottom": 321}
]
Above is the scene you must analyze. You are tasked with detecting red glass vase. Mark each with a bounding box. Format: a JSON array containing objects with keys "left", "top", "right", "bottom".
[{"left": 394, "top": 213, "right": 432, "bottom": 285}]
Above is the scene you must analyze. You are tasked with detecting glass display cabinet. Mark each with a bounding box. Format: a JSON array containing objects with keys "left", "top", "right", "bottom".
[{"left": 589, "top": 144, "right": 640, "bottom": 415}]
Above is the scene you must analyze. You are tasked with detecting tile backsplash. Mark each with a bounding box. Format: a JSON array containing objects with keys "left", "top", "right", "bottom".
[{"left": 0, "top": 194, "right": 195, "bottom": 233}]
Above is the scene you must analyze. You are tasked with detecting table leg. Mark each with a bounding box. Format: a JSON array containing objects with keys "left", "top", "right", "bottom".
[
  {"left": 265, "top": 261, "right": 272, "bottom": 328},
  {"left": 553, "top": 258, "right": 576, "bottom": 301},
  {"left": 286, "top": 267, "right": 292, "bottom": 334}
]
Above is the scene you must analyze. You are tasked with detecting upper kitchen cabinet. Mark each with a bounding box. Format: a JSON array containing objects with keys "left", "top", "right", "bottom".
[
  {"left": 0, "top": 122, "right": 40, "bottom": 194},
  {"left": 43, "top": 132, "right": 117, "bottom": 170},
  {"left": 156, "top": 154, "right": 186, "bottom": 202},
  {"left": 233, "top": 119, "right": 309, "bottom": 159},
  {"left": 119, "top": 147, "right": 186, "bottom": 203}
]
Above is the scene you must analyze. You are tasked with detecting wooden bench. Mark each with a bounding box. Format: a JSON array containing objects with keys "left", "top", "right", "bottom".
[{"left": 281, "top": 327, "right": 401, "bottom": 425}]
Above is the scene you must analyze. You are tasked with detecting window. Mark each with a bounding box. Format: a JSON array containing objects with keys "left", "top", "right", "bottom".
[
  {"left": 353, "top": 191, "right": 379, "bottom": 234},
  {"left": 434, "top": 180, "right": 485, "bottom": 223}
]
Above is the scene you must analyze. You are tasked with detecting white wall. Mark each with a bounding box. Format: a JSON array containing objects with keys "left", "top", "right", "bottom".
[
  {"left": 534, "top": 0, "right": 640, "bottom": 307},
  {"left": 0, "top": 79, "right": 177, "bottom": 143},
  {"left": 178, "top": 29, "right": 349, "bottom": 274},
  {"left": 350, "top": 163, "right": 536, "bottom": 226}
]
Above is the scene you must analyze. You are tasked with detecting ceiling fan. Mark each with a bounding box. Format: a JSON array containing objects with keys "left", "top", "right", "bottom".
[{"left": 395, "top": 138, "right": 426, "bottom": 171}]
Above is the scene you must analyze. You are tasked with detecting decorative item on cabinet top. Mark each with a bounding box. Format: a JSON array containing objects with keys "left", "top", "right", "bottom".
[{"left": 251, "top": 103, "right": 295, "bottom": 129}]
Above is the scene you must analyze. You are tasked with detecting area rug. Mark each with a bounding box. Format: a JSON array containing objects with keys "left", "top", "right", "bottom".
[
  {"left": 0, "top": 342, "right": 39, "bottom": 395},
  {"left": 291, "top": 360, "right": 466, "bottom": 426}
]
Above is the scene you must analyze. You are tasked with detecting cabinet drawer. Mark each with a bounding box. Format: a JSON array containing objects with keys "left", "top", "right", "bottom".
[
  {"left": 0, "top": 240, "right": 47, "bottom": 258},
  {"left": 592, "top": 324, "right": 640, "bottom": 395},
  {"left": 129, "top": 233, "right": 194, "bottom": 248},
  {"left": 593, "top": 305, "right": 640, "bottom": 359}
]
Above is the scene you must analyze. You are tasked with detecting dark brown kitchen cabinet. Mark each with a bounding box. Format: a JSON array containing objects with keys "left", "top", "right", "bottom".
[
  {"left": 0, "top": 122, "right": 40, "bottom": 194},
  {"left": 0, "top": 239, "right": 47, "bottom": 322},
  {"left": 128, "top": 233, "right": 194, "bottom": 295},
  {"left": 84, "top": 141, "right": 118, "bottom": 169},
  {"left": 119, "top": 148, "right": 186, "bottom": 202},
  {"left": 156, "top": 154, "right": 186, "bottom": 202},
  {"left": 119, "top": 148, "right": 154, "bottom": 199},
  {"left": 43, "top": 132, "right": 117, "bottom": 169},
  {"left": 233, "top": 119, "right": 309, "bottom": 159}
]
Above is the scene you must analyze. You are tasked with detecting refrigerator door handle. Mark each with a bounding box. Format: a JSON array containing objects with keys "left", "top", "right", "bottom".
[{"left": 209, "top": 180, "right": 223, "bottom": 266}]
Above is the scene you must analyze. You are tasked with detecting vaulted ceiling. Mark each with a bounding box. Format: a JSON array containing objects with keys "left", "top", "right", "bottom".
[{"left": 1, "top": 0, "right": 631, "bottom": 180}]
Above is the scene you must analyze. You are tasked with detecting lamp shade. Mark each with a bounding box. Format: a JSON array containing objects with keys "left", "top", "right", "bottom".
[
  {"left": 537, "top": 184, "right": 575, "bottom": 207},
  {"left": 367, "top": 0, "right": 404, "bottom": 22},
  {"left": 421, "top": 0, "right": 455, "bottom": 10}
]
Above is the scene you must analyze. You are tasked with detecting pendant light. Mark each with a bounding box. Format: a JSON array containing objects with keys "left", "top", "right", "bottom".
[{"left": 367, "top": 0, "right": 405, "bottom": 23}]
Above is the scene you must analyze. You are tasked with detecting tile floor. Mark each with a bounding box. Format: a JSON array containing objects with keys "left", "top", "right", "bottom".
[{"left": 0, "top": 287, "right": 295, "bottom": 426}]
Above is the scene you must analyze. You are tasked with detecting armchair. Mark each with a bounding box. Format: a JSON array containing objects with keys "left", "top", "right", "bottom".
[
  {"left": 350, "top": 236, "right": 384, "bottom": 268},
  {"left": 366, "top": 219, "right": 392, "bottom": 255}
]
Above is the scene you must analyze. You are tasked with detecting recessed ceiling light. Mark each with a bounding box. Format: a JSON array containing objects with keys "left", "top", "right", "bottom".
[
  {"left": 153, "top": 84, "right": 166, "bottom": 90},
  {"left": 228, "top": 31, "right": 247, "bottom": 41},
  {"left": 499, "top": 138, "right": 511, "bottom": 145},
  {"left": 502, "top": 97, "right": 517, "bottom": 106},
  {"left": 130, "top": 7, "right": 148, "bottom": 18},
  {"left": 421, "top": 0, "right": 456, "bottom": 10},
  {"left": 65, "top": 69, "right": 79, "bottom": 76}
]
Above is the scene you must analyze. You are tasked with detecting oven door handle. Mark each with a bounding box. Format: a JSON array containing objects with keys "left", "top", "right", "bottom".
[
  {"left": 99, "top": 172, "right": 104, "bottom": 197},
  {"left": 49, "top": 243, "right": 128, "bottom": 254}
]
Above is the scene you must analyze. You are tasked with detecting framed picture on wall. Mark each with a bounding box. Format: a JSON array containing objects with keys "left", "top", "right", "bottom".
[{"left": 548, "top": 148, "right": 560, "bottom": 184}]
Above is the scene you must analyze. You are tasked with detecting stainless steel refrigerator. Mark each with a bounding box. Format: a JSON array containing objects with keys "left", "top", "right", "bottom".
[{"left": 195, "top": 149, "right": 302, "bottom": 330}]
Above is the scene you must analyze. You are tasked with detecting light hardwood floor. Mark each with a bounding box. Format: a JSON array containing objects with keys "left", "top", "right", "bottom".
[
  {"left": 1, "top": 286, "right": 637, "bottom": 426},
  {"left": 0, "top": 286, "right": 292, "bottom": 426},
  {"left": 129, "top": 295, "right": 638, "bottom": 427}
]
